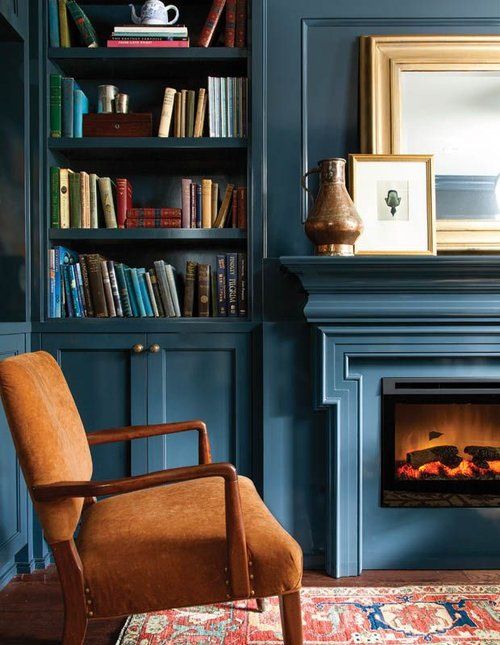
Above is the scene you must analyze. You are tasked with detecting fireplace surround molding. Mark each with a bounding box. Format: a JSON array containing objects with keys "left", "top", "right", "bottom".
[{"left": 280, "top": 256, "right": 500, "bottom": 577}]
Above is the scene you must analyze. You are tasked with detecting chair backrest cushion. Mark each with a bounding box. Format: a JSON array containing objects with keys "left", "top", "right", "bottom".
[{"left": 0, "top": 351, "right": 92, "bottom": 543}]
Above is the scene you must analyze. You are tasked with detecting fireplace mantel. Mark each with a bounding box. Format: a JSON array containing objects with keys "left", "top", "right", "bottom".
[
  {"left": 280, "top": 255, "right": 500, "bottom": 577},
  {"left": 280, "top": 256, "right": 500, "bottom": 323}
]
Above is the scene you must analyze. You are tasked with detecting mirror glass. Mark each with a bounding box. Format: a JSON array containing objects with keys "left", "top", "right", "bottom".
[{"left": 400, "top": 70, "right": 500, "bottom": 221}]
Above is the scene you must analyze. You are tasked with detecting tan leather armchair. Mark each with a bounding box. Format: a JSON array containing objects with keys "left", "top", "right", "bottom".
[{"left": 0, "top": 351, "right": 303, "bottom": 645}]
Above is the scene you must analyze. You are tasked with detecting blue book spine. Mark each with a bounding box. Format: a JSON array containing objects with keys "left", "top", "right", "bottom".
[
  {"left": 74, "top": 263, "right": 87, "bottom": 316},
  {"left": 62, "top": 77, "right": 75, "bottom": 137},
  {"left": 138, "top": 269, "right": 154, "bottom": 317},
  {"left": 48, "top": 250, "right": 55, "bottom": 318},
  {"left": 48, "top": 0, "right": 60, "bottom": 47},
  {"left": 62, "top": 267, "right": 74, "bottom": 317},
  {"left": 124, "top": 268, "right": 139, "bottom": 317},
  {"left": 226, "top": 252, "right": 238, "bottom": 317},
  {"left": 196, "top": 183, "right": 202, "bottom": 228},
  {"left": 68, "top": 265, "right": 83, "bottom": 317},
  {"left": 130, "top": 269, "right": 147, "bottom": 317},
  {"left": 115, "top": 263, "right": 132, "bottom": 317},
  {"left": 54, "top": 246, "right": 61, "bottom": 318},
  {"left": 73, "top": 89, "right": 89, "bottom": 138}
]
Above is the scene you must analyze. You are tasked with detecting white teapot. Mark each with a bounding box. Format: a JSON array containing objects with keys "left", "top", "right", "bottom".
[{"left": 130, "top": 1, "right": 179, "bottom": 26}]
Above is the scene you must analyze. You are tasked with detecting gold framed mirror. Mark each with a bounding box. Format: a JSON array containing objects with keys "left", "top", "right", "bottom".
[{"left": 360, "top": 35, "right": 500, "bottom": 252}]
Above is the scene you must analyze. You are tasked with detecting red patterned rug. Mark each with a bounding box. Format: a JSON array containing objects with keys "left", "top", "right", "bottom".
[{"left": 117, "top": 585, "right": 500, "bottom": 644}]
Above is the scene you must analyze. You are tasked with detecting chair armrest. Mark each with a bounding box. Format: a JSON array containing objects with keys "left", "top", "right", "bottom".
[
  {"left": 32, "top": 462, "right": 250, "bottom": 599},
  {"left": 87, "top": 420, "right": 212, "bottom": 464}
]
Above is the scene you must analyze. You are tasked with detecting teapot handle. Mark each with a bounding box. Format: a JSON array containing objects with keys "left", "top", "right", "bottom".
[
  {"left": 301, "top": 167, "right": 320, "bottom": 196},
  {"left": 165, "top": 4, "right": 180, "bottom": 25}
]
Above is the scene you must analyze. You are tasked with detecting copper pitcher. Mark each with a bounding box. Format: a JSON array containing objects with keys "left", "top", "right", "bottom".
[{"left": 302, "top": 158, "right": 363, "bottom": 256}]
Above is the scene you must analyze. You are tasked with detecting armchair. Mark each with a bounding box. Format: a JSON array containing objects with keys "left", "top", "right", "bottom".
[{"left": 0, "top": 351, "right": 303, "bottom": 645}]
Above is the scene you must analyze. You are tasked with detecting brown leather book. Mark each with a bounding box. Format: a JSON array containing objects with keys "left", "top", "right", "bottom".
[
  {"left": 197, "top": 263, "right": 210, "bottom": 317},
  {"left": 237, "top": 186, "right": 247, "bottom": 229},
  {"left": 85, "top": 254, "right": 108, "bottom": 317},
  {"left": 78, "top": 255, "right": 94, "bottom": 317},
  {"left": 183, "top": 260, "right": 197, "bottom": 317}
]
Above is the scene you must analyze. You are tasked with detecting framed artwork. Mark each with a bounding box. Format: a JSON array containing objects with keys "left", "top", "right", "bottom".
[
  {"left": 349, "top": 154, "right": 436, "bottom": 255},
  {"left": 359, "top": 35, "right": 500, "bottom": 252}
]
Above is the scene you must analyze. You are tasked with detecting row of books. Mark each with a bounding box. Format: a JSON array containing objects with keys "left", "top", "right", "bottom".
[
  {"left": 50, "top": 167, "right": 246, "bottom": 230},
  {"left": 199, "top": 0, "right": 247, "bottom": 48},
  {"left": 107, "top": 24, "right": 190, "bottom": 49},
  {"left": 181, "top": 180, "right": 246, "bottom": 229},
  {"left": 48, "top": 248, "right": 247, "bottom": 318},
  {"left": 208, "top": 77, "right": 248, "bottom": 138},
  {"left": 158, "top": 88, "right": 207, "bottom": 138},
  {"left": 48, "top": 0, "right": 98, "bottom": 48},
  {"left": 50, "top": 74, "right": 89, "bottom": 138}
]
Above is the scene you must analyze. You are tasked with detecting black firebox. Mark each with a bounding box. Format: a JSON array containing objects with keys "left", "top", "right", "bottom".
[{"left": 381, "top": 378, "right": 500, "bottom": 508}]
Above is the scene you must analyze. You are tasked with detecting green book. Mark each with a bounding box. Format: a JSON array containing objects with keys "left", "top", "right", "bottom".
[
  {"left": 66, "top": 0, "right": 99, "bottom": 48},
  {"left": 186, "top": 90, "right": 195, "bottom": 137},
  {"left": 50, "top": 167, "right": 60, "bottom": 228},
  {"left": 49, "top": 74, "right": 62, "bottom": 138},
  {"left": 69, "top": 172, "right": 82, "bottom": 228}
]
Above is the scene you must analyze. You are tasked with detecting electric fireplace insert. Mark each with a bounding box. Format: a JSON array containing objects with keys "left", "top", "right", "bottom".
[{"left": 381, "top": 378, "right": 500, "bottom": 508}]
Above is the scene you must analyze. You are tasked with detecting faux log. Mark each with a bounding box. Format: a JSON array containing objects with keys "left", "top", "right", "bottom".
[
  {"left": 464, "top": 446, "right": 500, "bottom": 461},
  {"left": 406, "top": 445, "right": 459, "bottom": 469}
]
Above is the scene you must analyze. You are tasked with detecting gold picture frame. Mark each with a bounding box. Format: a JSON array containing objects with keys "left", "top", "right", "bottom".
[
  {"left": 359, "top": 34, "right": 500, "bottom": 252},
  {"left": 349, "top": 154, "right": 436, "bottom": 256}
]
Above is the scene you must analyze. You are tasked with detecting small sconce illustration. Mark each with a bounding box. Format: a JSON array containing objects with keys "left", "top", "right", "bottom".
[{"left": 385, "top": 189, "right": 402, "bottom": 217}]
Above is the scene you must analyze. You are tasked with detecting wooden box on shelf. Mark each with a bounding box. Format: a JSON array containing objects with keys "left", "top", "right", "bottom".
[{"left": 83, "top": 113, "right": 153, "bottom": 137}]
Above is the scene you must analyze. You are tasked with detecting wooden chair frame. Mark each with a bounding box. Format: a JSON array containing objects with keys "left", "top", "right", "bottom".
[{"left": 32, "top": 420, "right": 303, "bottom": 645}]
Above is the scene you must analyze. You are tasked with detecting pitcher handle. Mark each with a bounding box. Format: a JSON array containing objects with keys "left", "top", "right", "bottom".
[{"left": 301, "top": 167, "right": 320, "bottom": 196}]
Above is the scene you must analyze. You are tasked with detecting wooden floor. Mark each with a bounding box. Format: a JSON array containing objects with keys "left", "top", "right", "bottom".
[{"left": 0, "top": 566, "right": 498, "bottom": 644}]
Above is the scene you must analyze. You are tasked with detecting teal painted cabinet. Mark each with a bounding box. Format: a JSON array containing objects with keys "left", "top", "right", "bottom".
[
  {"left": 41, "top": 332, "right": 252, "bottom": 479},
  {"left": 0, "top": 333, "right": 28, "bottom": 587}
]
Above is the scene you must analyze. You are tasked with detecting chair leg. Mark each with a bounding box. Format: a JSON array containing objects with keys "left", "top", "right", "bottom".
[
  {"left": 256, "top": 597, "right": 266, "bottom": 612},
  {"left": 52, "top": 540, "right": 88, "bottom": 645},
  {"left": 279, "top": 591, "right": 303, "bottom": 645}
]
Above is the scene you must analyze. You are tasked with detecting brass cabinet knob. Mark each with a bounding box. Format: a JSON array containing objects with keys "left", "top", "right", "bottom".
[
  {"left": 149, "top": 344, "right": 161, "bottom": 354},
  {"left": 132, "top": 344, "right": 144, "bottom": 354}
]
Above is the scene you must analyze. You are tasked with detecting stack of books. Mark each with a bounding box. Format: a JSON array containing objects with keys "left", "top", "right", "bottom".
[
  {"left": 198, "top": 0, "right": 248, "bottom": 48},
  {"left": 48, "top": 0, "right": 99, "bottom": 48},
  {"left": 48, "top": 249, "right": 247, "bottom": 318},
  {"left": 180, "top": 179, "right": 246, "bottom": 229},
  {"left": 208, "top": 77, "right": 248, "bottom": 137},
  {"left": 158, "top": 87, "right": 206, "bottom": 137},
  {"left": 108, "top": 24, "right": 189, "bottom": 48},
  {"left": 49, "top": 75, "right": 88, "bottom": 138},
  {"left": 125, "top": 208, "right": 181, "bottom": 229}
]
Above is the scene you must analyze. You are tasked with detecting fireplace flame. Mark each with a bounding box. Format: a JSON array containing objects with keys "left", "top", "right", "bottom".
[{"left": 397, "top": 460, "right": 500, "bottom": 480}]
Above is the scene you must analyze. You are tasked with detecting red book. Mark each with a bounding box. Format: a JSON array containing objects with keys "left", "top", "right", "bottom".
[
  {"left": 237, "top": 187, "right": 247, "bottom": 229},
  {"left": 225, "top": 0, "right": 236, "bottom": 47},
  {"left": 125, "top": 219, "right": 182, "bottom": 228},
  {"left": 198, "top": 0, "right": 226, "bottom": 48},
  {"left": 235, "top": 0, "right": 247, "bottom": 48},
  {"left": 231, "top": 190, "right": 238, "bottom": 228},
  {"left": 107, "top": 40, "right": 190, "bottom": 48},
  {"left": 116, "top": 178, "right": 133, "bottom": 228},
  {"left": 127, "top": 208, "right": 182, "bottom": 219}
]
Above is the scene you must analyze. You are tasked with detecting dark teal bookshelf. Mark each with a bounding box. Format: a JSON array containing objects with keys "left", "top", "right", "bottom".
[{"left": 49, "top": 137, "right": 247, "bottom": 150}]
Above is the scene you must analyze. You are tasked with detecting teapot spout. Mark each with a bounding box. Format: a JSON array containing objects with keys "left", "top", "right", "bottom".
[{"left": 130, "top": 4, "right": 141, "bottom": 24}]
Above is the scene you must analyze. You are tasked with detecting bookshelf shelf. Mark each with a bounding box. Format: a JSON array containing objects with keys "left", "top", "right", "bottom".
[
  {"left": 49, "top": 228, "right": 247, "bottom": 244},
  {"left": 35, "top": 319, "right": 256, "bottom": 333},
  {"left": 49, "top": 47, "right": 249, "bottom": 78},
  {"left": 49, "top": 137, "right": 248, "bottom": 160}
]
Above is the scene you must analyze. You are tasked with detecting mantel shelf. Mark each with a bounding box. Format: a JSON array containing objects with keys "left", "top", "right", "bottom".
[
  {"left": 280, "top": 255, "right": 500, "bottom": 322},
  {"left": 49, "top": 228, "right": 247, "bottom": 244}
]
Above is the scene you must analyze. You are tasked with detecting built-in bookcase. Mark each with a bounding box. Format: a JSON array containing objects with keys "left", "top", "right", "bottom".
[{"left": 41, "top": 0, "right": 255, "bottom": 324}]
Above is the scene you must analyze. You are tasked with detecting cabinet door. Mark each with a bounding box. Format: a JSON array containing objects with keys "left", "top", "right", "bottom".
[
  {"left": 41, "top": 334, "right": 148, "bottom": 480},
  {"left": 0, "top": 333, "right": 27, "bottom": 584},
  {"left": 143, "top": 333, "right": 252, "bottom": 475}
]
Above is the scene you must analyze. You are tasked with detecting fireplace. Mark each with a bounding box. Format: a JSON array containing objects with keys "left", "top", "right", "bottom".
[{"left": 382, "top": 378, "right": 500, "bottom": 507}]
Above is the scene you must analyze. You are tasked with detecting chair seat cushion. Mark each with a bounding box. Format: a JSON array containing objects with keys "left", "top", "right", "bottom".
[{"left": 76, "top": 476, "right": 302, "bottom": 618}]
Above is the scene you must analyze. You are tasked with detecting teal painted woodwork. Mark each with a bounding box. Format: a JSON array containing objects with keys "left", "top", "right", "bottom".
[
  {"left": 144, "top": 333, "right": 252, "bottom": 475},
  {"left": 0, "top": 334, "right": 28, "bottom": 587}
]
